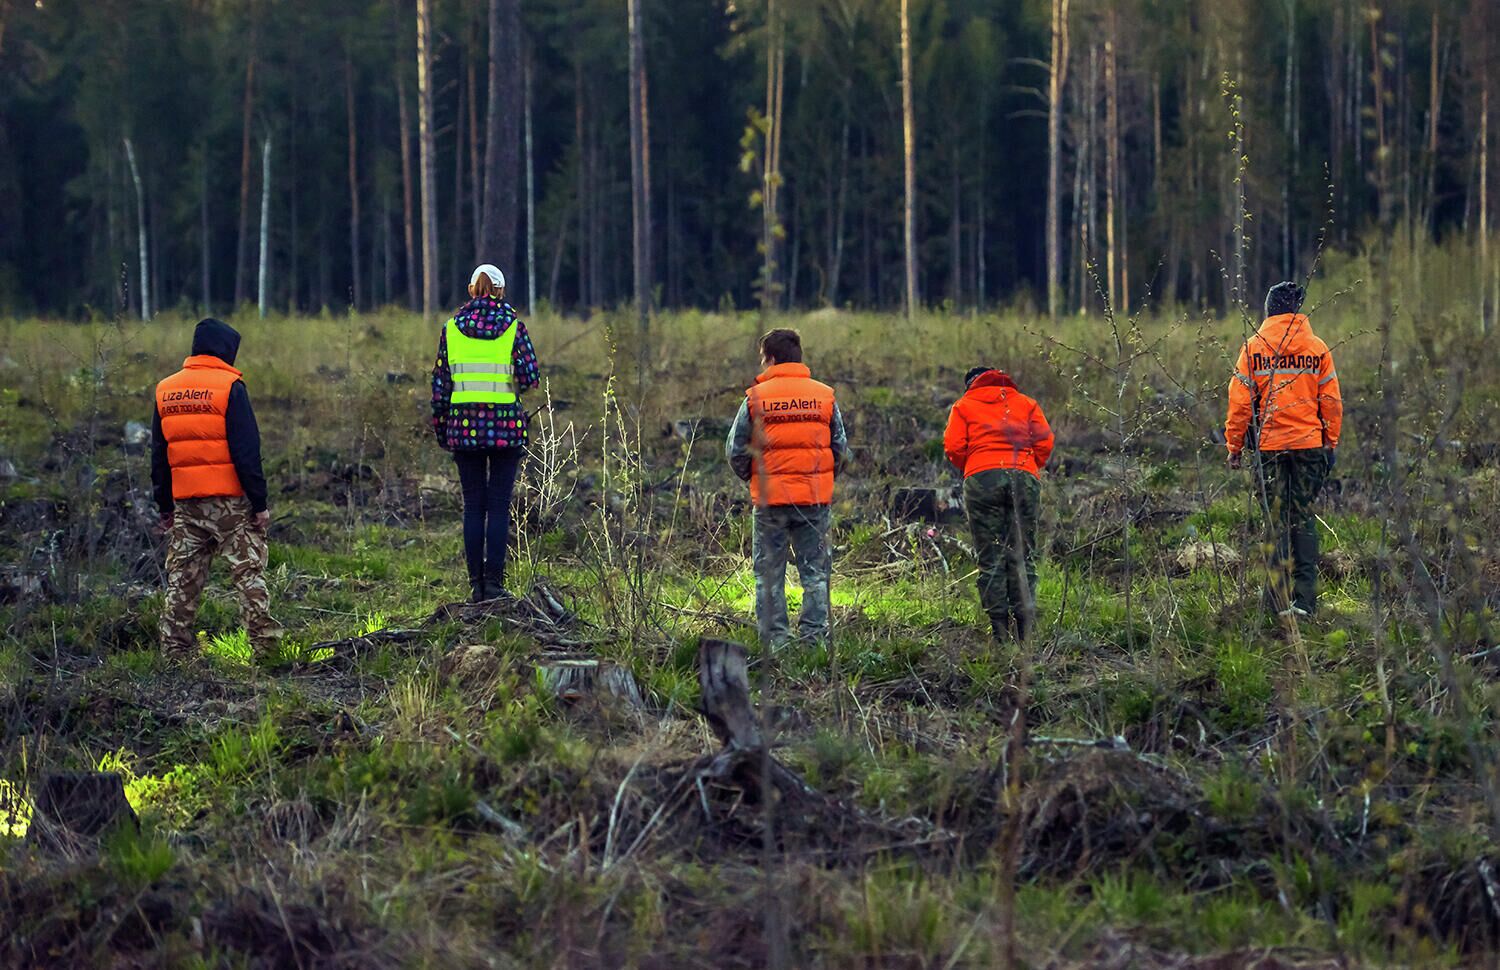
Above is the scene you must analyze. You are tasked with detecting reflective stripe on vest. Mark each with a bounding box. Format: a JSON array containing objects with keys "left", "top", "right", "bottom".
[{"left": 446, "top": 318, "right": 518, "bottom": 404}]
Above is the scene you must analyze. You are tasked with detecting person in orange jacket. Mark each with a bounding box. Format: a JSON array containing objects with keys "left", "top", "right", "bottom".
[
  {"left": 725, "top": 329, "right": 848, "bottom": 646},
  {"left": 944, "top": 367, "right": 1054, "bottom": 642},
  {"left": 1225, "top": 281, "right": 1343, "bottom": 617}
]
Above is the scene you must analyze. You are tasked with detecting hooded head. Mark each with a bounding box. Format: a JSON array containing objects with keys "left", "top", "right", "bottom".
[
  {"left": 962, "top": 366, "right": 1018, "bottom": 394},
  {"left": 1265, "top": 281, "right": 1305, "bottom": 319},
  {"left": 191, "top": 318, "right": 241, "bottom": 366}
]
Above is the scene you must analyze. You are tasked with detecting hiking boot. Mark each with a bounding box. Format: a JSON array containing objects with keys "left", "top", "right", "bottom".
[
  {"left": 480, "top": 567, "right": 506, "bottom": 602},
  {"left": 1278, "top": 604, "right": 1311, "bottom": 619}
]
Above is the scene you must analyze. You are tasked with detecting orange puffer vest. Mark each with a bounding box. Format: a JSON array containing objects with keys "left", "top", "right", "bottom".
[
  {"left": 156, "top": 355, "right": 245, "bottom": 500},
  {"left": 747, "top": 363, "right": 836, "bottom": 507}
]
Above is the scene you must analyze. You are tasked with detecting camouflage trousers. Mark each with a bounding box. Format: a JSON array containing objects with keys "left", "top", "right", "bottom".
[
  {"left": 1254, "top": 448, "right": 1328, "bottom": 615},
  {"left": 752, "top": 504, "right": 832, "bottom": 646},
  {"left": 161, "top": 497, "right": 282, "bottom": 654},
  {"left": 964, "top": 468, "right": 1041, "bottom": 641}
]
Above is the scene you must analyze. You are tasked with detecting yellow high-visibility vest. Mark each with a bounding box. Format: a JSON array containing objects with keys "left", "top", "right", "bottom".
[{"left": 446, "top": 318, "right": 518, "bottom": 405}]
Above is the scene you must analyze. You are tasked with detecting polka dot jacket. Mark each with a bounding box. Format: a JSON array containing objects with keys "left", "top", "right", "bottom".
[{"left": 430, "top": 298, "right": 541, "bottom": 451}]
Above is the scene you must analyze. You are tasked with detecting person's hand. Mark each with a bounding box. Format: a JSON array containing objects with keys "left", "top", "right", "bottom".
[
  {"left": 1324, "top": 447, "right": 1336, "bottom": 473},
  {"left": 253, "top": 510, "right": 271, "bottom": 532},
  {"left": 155, "top": 512, "right": 174, "bottom": 536},
  {"left": 1227, "top": 451, "right": 1243, "bottom": 471}
]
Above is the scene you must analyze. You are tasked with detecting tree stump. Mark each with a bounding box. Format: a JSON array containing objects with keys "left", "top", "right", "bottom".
[
  {"left": 697, "top": 639, "right": 762, "bottom": 750},
  {"left": 891, "top": 487, "right": 939, "bottom": 523},
  {"left": 537, "top": 660, "right": 644, "bottom": 707},
  {"left": 668, "top": 417, "right": 730, "bottom": 442},
  {"left": 30, "top": 771, "right": 138, "bottom": 847},
  {"left": 892, "top": 485, "right": 964, "bottom": 523}
]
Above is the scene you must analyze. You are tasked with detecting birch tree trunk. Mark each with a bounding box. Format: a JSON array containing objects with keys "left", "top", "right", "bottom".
[
  {"left": 234, "top": 8, "right": 260, "bottom": 308},
  {"left": 575, "top": 57, "right": 589, "bottom": 308},
  {"left": 827, "top": 92, "right": 850, "bottom": 307},
  {"left": 1104, "top": 4, "right": 1120, "bottom": 315},
  {"left": 628, "top": 0, "right": 652, "bottom": 378},
  {"left": 1482, "top": 75, "right": 1490, "bottom": 334},
  {"left": 1423, "top": 7, "right": 1441, "bottom": 229},
  {"left": 123, "top": 137, "right": 149, "bottom": 320},
  {"left": 1369, "top": 9, "right": 1392, "bottom": 225},
  {"left": 345, "top": 50, "right": 362, "bottom": 310},
  {"left": 900, "top": 0, "right": 918, "bottom": 322},
  {"left": 481, "top": 0, "right": 521, "bottom": 275},
  {"left": 759, "top": 0, "right": 786, "bottom": 314},
  {"left": 468, "top": 36, "right": 482, "bottom": 257},
  {"left": 1047, "top": 0, "right": 1070, "bottom": 319},
  {"left": 416, "top": 0, "right": 440, "bottom": 314},
  {"left": 259, "top": 134, "right": 271, "bottom": 318},
  {"left": 948, "top": 152, "right": 961, "bottom": 308},
  {"left": 394, "top": 0, "right": 418, "bottom": 310},
  {"left": 200, "top": 150, "right": 211, "bottom": 314},
  {"left": 524, "top": 47, "right": 537, "bottom": 312},
  {"left": 453, "top": 64, "right": 467, "bottom": 294}
]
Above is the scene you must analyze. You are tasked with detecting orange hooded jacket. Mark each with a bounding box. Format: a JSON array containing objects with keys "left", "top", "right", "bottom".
[
  {"left": 943, "top": 371, "right": 1054, "bottom": 480},
  {"left": 1225, "top": 314, "right": 1342, "bottom": 454}
]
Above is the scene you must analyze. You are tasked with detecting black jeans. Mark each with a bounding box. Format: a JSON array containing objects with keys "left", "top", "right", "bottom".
[{"left": 453, "top": 449, "right": 522, "bottom": 589}]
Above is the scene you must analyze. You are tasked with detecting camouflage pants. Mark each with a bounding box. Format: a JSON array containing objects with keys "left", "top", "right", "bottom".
[
  {"left": 161, "top": 497, "right": 282, "bottom": 654},
  {"left": 1255, "top": 449, "right": 1328, "bottom": 614},
  {"left": 964, "top": 469, "right": 1040, "bottom": 641},
  {"left": 752, "top": 504, "right": 832, "bottom": 646}
]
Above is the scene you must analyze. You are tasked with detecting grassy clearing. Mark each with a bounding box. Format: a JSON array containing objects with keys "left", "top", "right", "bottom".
[{"left": 1, "top": 293, "right": 1499, "bottom": 967}]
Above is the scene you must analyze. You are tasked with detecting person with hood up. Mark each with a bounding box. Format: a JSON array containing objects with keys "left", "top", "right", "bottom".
[
  {"left": 152, "top": 318, "right": 282, "bottom": 661},
  {"left": 431, "top": 264, "right": 541, "bottom": 602},
  {"left": 1225, "top": 281, "right": 1342, "bottom": 617},
  {"left": 943, "top": 366, "right": 1055, "bottom": 642}
]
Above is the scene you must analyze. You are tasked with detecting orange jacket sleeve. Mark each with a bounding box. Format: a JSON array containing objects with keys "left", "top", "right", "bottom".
[
  {"left": 1318, "top": 349, "right": 1342, "bottom": 448},
  {"left": 1030, "top": 401, "right": 1054, "bottom": 471},
  {"left": 1224, "top": 345, "right": 1254, "bottom": 454},
  {"left": 943, "top": 404, "right": 968, "bottom": 472}
]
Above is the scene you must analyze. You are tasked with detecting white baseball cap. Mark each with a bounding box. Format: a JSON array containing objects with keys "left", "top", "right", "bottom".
[{"left": 470, "top": 264, "right": 505, "bottom": 288}]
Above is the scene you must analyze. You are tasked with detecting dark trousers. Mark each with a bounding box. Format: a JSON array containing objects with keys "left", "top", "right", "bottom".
[
  {"left": 963, "top": 468, "right": 1041, "bottom": 641},
  {"left": 453, "top": 449, "right": 522, "bottom": 590},
  {"left": 1255, "top": 448, "right": 1328, "bottom": 614}
]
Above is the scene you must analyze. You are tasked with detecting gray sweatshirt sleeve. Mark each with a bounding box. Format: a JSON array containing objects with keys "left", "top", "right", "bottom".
[
  {"left": 830, "top": 403, "right": 849, "bottom": 476},
  {"left": 726, "top": 399, "right": 753, "bottom": 482}
]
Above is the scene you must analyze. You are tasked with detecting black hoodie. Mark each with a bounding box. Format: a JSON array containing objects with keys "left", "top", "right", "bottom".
[{"left": 151, "top": 319, "right": 269, "bottom": 515}]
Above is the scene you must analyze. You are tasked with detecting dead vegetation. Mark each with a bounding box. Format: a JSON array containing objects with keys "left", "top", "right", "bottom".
[{"left": 2, "top": 307, "right": 1500, "bottom": 966}]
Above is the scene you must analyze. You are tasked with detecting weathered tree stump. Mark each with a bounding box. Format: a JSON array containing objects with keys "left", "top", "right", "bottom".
[
  {"left": 667, "top": 417, "right": 731, "bottom": 442},
  {"left": 30, "top": 771, "right": 138, "bottom": 847},
  {"left": 693, "top": 639, "right": 819, "bottom": 804},
  {"left": 697, "top": 639, "right": 762, "bottom": 750},
  {"left": 891, "top": 487, "right": 939, "bottom": 522},
  {"left": 891, "top": 485, "right": 964, "bottom": 523},
  {"left": 537, "top": 660, "right": 644, "bottom": 707}
]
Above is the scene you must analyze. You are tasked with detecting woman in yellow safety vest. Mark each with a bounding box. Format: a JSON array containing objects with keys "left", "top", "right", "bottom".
[{"left": 430, "top": 264, "right": 541, "bottom": 601}]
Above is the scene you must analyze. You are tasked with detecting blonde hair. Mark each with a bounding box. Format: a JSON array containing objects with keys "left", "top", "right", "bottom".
[{"left": 469, "top": 274, "right": 503, "bottom": 300}]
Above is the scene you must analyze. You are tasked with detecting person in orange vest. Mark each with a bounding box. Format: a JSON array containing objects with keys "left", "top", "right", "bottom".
[
  {"left": 944, "top": 366, "right": 1054, "bottom": 642},
  {"left": 151, "top": 319, "right": 282, "bottom": 661},
  {"left": 725, "top": 329, "right": 848, "bottom": 646},
  {"left": 1225, "top": 281, "right": 1343, "bottom": 617}
]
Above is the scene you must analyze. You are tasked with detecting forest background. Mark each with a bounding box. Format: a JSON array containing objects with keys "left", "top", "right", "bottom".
[{"left": 1, "top": 0, "right": 1498, "bottom": 324}]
